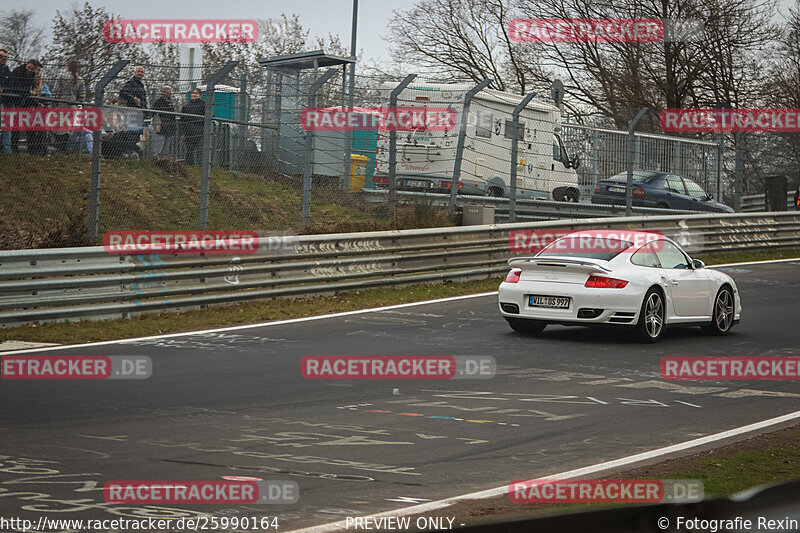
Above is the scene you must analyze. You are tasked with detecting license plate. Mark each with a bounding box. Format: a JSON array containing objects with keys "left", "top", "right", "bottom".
[
  {"left": 528, "top": 295, "right": 571, "bottom": 309},
  {"left": 608, "top": 186, "right": 626, "bottom": 192},
  {"left": 404, "top": 180, "right": 430, "bottom": 188}
]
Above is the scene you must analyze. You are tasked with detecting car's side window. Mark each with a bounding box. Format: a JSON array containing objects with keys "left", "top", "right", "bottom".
[
  {"left": 683, "top": 179, "right": 707, "bottom": 199},
  {"left": 656, "top": 241, "right": 691, "bottom": 269},
  {"left": 664, "top": 175, "right": 685, "bottom": 193},
  {"left": 631, "top": 243, "right": 661, "bottom": 268}
]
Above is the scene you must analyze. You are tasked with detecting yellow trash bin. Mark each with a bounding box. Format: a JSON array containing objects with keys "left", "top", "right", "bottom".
[{"left": 350, "top": 154, "right": 369, "bottom": 192}]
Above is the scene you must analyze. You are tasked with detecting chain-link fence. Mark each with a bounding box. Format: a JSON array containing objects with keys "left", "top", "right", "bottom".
[{"left": 2, "top": 52, "right": 763, "bottom": 251}]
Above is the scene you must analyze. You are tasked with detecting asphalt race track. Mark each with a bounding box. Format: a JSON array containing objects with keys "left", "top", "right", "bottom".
[{"left": 1, "top": 260, "right": 799, "bottom": 532}]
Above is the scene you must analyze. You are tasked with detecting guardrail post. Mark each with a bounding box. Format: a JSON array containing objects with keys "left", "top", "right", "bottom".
[
  {"left": 625, "top": 107, "right": 649, "bottom": 216},
  {"left": 302, "top": 69, "right": 338, "bottom": 226},
  {"left": 450, "top": 79, "right": 492, "bottom": 215},
  {"left": 88, "top": 60, "right": 129, "bottom": 241},
  {"left": 509, "top": 92, "right": 537, "bottom": 223},
  {"left": 734, "top": 132, "right": 743, "bottom": 212},
  {"left": 199, "top": 61, "right": 238, "bottom": 230},
  {"left": 388, "top": 74, "right": 417, "bottom": 216}
]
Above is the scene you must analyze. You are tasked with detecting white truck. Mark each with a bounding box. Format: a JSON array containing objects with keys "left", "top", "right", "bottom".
[{"left": 373, "top": 81, "right": 581, "bottom": 201}]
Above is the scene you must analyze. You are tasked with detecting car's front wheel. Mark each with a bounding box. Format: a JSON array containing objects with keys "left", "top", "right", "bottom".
[
  {"left": 506, "top": 318, "right": 547, "bottom": 334},
  {"left": 702, "top": 286, "right": 735, "bottom": 335},
  {"left": 637, "top": 288, "right": 665, "bottom": 342}
]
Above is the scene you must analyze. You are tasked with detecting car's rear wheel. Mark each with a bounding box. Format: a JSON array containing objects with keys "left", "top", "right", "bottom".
[
  {"left": 702, "top": 286, "right": 735, "bottom": 335},
  {"left": 506, "top": 318, "right": 547, "bottom": 334},
  {"left": 637, "top": 288, "right": 665, "bottom": 342}
]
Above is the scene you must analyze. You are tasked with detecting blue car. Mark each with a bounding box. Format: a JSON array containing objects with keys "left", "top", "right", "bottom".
[{"left": 591, "top": 171, "right": 734, "bottom": 213}]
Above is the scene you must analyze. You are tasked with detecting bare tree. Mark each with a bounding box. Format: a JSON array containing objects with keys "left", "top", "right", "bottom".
[
  {"left": 386, "top": 0, "right": 551, "bottom": 93},
  {"left": 517, "top": 0, "right": 778, "bottom": 129},
  {"left": 0, "top": 9, "right": 45, "bottom": 62},
  {"left": 46, "top": 2, "right": 148, "bottom": 91}
]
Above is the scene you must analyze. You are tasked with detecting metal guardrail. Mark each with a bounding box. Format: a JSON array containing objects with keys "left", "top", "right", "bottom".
[
  {"left": 1, "top": 212, "right": 799, "bottom": 327},
  {"left": 741, "top": 191, "right": 795, "bottom": 212},
  {"left": 363, "top": 189, "right": 695, "bottom": 221}
]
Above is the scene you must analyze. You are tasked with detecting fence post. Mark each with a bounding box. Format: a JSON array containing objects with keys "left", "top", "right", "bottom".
[
  {"left": 388, "top": 74, "right": 417, "bottom": 216},
  {"left": 625, "top": 107, "right": 648, "bottom": 216},
  {"left": 450, "top": 79, "right": 492, "bottom": 214},
  {"left": 198, "top": 61, "right": 238, "bottom": 230},
  {"left": 238, "top": 72, "right": 247, "bottom": 168},
  {"left": 715, "top": 132, "right": 724, "bottom": 202},
  {"left": 509, "top": 92, "right": 537, "bottom": 223},
  {"left": 302, "top": 69, "right": 338, "bottom": 226},
  {"left": 88, "top": 60, "right": 129, "bottom": 241},
  {"left": 734, "top": 132, "right": 743, "bottom": 212}
]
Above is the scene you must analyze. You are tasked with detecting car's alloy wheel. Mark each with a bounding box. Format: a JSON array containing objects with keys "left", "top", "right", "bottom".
[
  {"left": 506, "top": 318, "right": 547, "bottom": 334},
  {"left": 638, "top": 289, "right": 665, "bottom": 342},
  {"left": 704, "top": 287, "right": 734, "bottom": 335}
]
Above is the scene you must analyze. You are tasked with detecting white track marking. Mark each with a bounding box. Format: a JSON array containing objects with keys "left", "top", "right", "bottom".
[{"left": 287, "top": 409, "right": 800, "bottom": 533}]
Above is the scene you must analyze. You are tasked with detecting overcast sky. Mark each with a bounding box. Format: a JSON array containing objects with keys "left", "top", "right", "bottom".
[
  {"left": 4, "top": 0, "right": 395, "bottom": 62},
  {"left": 3, "top": 0, "right": 797, "bottom": 65}
]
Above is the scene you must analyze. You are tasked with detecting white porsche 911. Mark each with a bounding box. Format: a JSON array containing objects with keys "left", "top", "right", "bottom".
[{"left": 498, "top": 230, "right": 741, "bottom": 342}]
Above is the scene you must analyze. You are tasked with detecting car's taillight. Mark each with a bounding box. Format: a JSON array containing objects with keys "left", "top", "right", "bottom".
[
  {"left": 633, "top": 186, "right": 646, "bottom": 199},
  {"left": 594, "top": 183, "right": 602, "bottom": 193},
  {"left": 439, "top": 180, "right": 464, "bottom": 189},
  {"left": 585, "top": 275, "right": 628, "bottom": 288},
  {"left": 373, "top": 176, "right": 389, "bottom": 184},
  {"left": 505, "top": 269, "right": 521, "bottom": 283}
]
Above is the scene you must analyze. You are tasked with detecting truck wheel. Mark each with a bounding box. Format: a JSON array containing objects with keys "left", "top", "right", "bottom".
[
  {"left": 488, "top": 187, "right": 504, "bottom": 197},
  {"left": 564, "top": 188, "right": 579, "bottom": 202}
]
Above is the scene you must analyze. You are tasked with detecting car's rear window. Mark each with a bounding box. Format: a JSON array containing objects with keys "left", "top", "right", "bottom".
[
  {"left": 537, "top": 238, "right": 634, "bottom": 261},
  {"left": 610, "top": 171, "right": 660, "bottom": 183}
]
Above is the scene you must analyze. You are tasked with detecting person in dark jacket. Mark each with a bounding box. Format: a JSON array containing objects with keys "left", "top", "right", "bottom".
[
  {"left": 181, "top": 88, "right": 206, "bottom": 165},
  {"left": 151, "top": 86, "right": 175, "bottom": 158},
  {"left": 795, "top": 184, "right": 800, "bottom": 211},
  {"left": 8, "top": 59, "right": 41, "bottom": 153},
  {"left": 119, "top": 65, "right": 147, "bottom": 110},
  {"left": 0, "top": 49, "right": 12, "bottom": 153}
]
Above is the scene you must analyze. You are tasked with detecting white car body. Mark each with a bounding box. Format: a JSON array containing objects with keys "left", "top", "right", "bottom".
[{"left": 498, "top": 230, "right": 741, "bottom": 339}]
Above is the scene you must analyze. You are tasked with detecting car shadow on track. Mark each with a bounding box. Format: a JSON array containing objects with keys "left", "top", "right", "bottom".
[{"left": 507, "top": 324, "right": 715, "bottom": 345}]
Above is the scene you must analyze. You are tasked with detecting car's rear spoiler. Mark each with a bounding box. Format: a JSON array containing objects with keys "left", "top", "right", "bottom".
[{"left": 508, "top": 256, "right": 613, "bottom": 273}]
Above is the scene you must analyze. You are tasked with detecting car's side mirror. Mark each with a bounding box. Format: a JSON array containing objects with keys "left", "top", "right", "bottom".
[
  {"left": 571, "top": 156, "right": 580, "bottom": 170},
  {"left": 704, "top": 194, "right": 713, "bottom": 201},
  {"left": 692, "top": 259, "right": 705, "bottom": 269}
]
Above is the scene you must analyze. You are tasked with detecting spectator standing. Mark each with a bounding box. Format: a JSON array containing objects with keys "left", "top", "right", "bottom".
[
  {"left": 52, "top": 60, "right": 90, "bottom": 154},
  {"left": 181, "top": 88, "right": 206, "bottom": 165},
  {"left": 27, "top": 65, "right": 51, "bottom": 155},
  {"left": 8, "top": 59, "right": 41, "bottom": 153},
  {"left": 151, "top": 86, "right": 175, "bottom": 158},
  {"left": 119, "top": 65, "right": 148, "bottom": 109},
  {"left": 0, "top": 49, "right": 11, "bottom": 153}
]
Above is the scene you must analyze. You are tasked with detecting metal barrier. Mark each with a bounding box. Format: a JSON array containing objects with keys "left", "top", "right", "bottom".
[
  {"left": 741, "top": 191, "right": 795, "bottom": 212},
  {"left": 1, "top": 212, "right": 799, "bottom": 327},
  {"left": 363, "top": 189, "right": 695, "bottom": 222}
]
